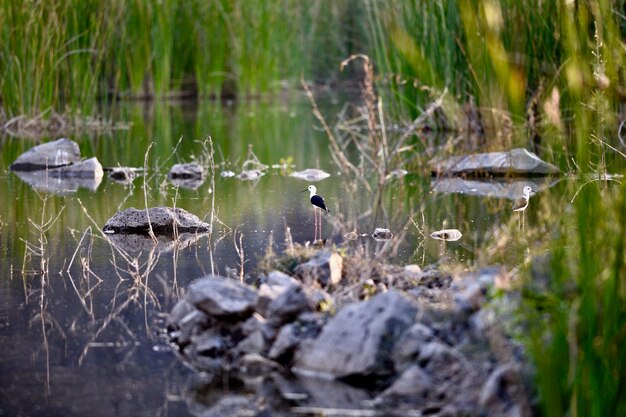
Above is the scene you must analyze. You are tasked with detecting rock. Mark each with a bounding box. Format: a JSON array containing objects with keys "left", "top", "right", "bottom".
[
  {"left": 480, "top": 364, "right": 526, "bottom": 416},
  {"left": 236, "top": 169, "right": 264, "bottom": 180},
  {"left": 10, "top": 138, "right": 81, "bottom": 171},
  {"left": 431, "top": 177, "right": 555, "bottom": 199},
  {"left": 169, "top": 162, "right": 204, "bottom": 179},
  {"left": 168, "top": 163, "right": 205, "bottom": 189},
  {"left": 267, "top": 284, "right": 315, "bottom": 326},
  {"left": 268, "top": 312, "right": 325, "bottom": 362},
  {"left": 392, "top": 323, "right": 435, "bottom": 372},
  {"left": 376, "top": 365, "right": 433, "bottom": 404},
  {"left": 431, "top": 147, "right": 560, "bottom": 177},
  {"left": 453, "top": 267, "right": 503, "bottom": 312},
  {"left": 167, "top": 300, "right": 208, "bottom": 347},
  {"left": 430, "top": 229, "right": 463, "bottom": 241},
  {"left": 236, "top": 353, "right": 280, "bottom": 376},
  {"left": 102, "top": 207, "right": 211, "bottom": 235},
  {"left": 236, "top": 330, "right": 267, "bottom": 355},
  {"left": 267, "top": 270, "right": 300, "bottom": 287},
  {"left": 45, "top": 157, "right": 104, "bottom": 179},
  {"left": 294, "top": 291, "right": 418, "bottom": 379},
  {"left": 294, "top": 251, "right": 343, "bottom": 287},
  {"left": 290, "top": 168, "right": 331, "bottom": 182},
  {"left": 108, "top": 167, "right": 138, "bottom": 184},
  {"left": 186, "top": 275, "right": 258, "bottom": 318},
  {"left": 192, "top": 329, "right": 226, "bottom": 357},
  {"left": 372, "top": 228, "right": 393, "bottom": 240},
  {"left": 186, "top": 395, "right": 260, "bottom": 417}
]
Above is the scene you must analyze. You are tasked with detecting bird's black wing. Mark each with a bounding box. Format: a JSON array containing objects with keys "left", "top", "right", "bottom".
[{"left": 310, "top": 195, "right": 329, "bottom": 212}]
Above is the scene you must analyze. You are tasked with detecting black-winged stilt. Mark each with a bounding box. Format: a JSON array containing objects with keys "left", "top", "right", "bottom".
[{"left": 302, "top": 185, "right": 330, "bottom": 240}]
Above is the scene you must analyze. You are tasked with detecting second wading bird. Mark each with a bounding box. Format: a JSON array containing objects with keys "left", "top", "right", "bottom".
[{"left": 302, "top": 185, "right": 330, "bottom": 241}]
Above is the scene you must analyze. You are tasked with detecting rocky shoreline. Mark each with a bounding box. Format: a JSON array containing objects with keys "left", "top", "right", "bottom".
[{"left": 167, "top": 250, "right": 533, "bottom": 417}]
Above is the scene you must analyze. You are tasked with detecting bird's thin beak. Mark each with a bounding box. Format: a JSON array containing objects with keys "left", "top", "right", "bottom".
[{"left": 300, "top": 189, "right": 308, "bottom": 193}]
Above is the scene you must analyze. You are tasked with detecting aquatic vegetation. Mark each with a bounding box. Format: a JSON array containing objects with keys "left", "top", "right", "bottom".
[
  {"left": 365, "top": 0, "right": 626, "bottom": 158},
  {"left": 0, "top": 0, "right": 363, "bottom": 116}
]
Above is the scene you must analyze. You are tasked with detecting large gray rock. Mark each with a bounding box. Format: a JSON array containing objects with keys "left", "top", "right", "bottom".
[
  {"left": 102, "top": 207, "right": 211, "bottom": 234},
  {"left": 294, "top": 290, "right": 418, "bottom": 379},
  {"left": 431, "top": 148, "right": 560, "bottom": 176},
  {"left": 10, "top": 138, "right": 81, "bottom": 171},
  {"left": 186, "top": 275, "right": 258, "bottom": 318}
]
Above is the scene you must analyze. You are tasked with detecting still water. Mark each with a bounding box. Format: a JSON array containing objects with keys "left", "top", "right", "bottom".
[{"left": 0, "top": 96, "right": 558, "bottom": 416}]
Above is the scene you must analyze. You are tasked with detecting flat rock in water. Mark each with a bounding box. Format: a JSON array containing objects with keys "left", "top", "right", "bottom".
[
  {"left": 10, "top": 138, "right": 82, "bottom": 171},
  {"left": 431, "top": 177, "right": 555, "bottom": 199},
  {"left": 290, "top": 169, "right": 331, "bottom": 182},
  {"left": 46, "top": 157, "right": 104, "bottom": 179},
  {"left": 102, "top": 207, "right": 210, "bottom": 234},
  {"left": 431, "top": 148, "right": 560, "bottom": 177},
  {"left": 294, "top": 290, "right": 418, "bottom": 379},
  {"left": 186, "top": 275, "right": 258, "bottom": 318}
]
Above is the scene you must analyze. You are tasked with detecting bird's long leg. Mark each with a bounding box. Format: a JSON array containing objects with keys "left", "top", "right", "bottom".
[
  {"left": 319, "top": 209, "right": 322, "bottom": 240},
  {"left": 314, "top": 208, "right": 318, "bottom": 241}
]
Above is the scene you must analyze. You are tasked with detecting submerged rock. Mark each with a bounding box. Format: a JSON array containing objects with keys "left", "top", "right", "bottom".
[
  {"left": 430, "top": 229, "right": 463, "bottom": 241},
  {"left": 236, "top": 169, "right": 264, "bottom": 180},
  {"left": 294, "top": 290, "right": 418, "bottom": 379},
  {"left": 108, "top": 167, "right": 138, "bottom": 184},
  {"left": 10, "top": 138, "right": 81, "bottom": 171},
  {"left": 290, "top": 169, "right": 331, "bottom": 182},
  {"left": 168, "top": 163, "right": 205, "bottom": 189},
  {"left": 102, "top": 207, "right": 211, "bottom": 235},
  {"left": 372, "top": 228, "right": 393, "bottom": 240},
  {"left": 431, "top": 147, "right": 560, "bottom": 177}
]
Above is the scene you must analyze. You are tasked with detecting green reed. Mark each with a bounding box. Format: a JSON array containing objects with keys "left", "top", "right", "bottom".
[
  {"left": 365, "top": 1, "right": 625, "bottom": 148},
  {"left": 0, "top": 0, "right": 359, "bottom": 116}
]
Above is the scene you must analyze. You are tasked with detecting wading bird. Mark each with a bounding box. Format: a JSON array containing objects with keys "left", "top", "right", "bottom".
[
  {"left": 302, "top": 185, "right": 330, "bottom": 240},
  {"left": 512, "top": 186, "right": 534, "bottom": 212},
  {"left": 512, "top": 186, "right": 534, "bottom": 231}
]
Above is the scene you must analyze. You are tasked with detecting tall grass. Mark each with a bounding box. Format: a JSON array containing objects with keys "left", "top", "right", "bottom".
[
  {"left": 365, "top": 0, "right": 625, "bottom": 154},
  {"left": 0, "top": 0, "right": 363, "bottom": 116},
  {"left": 523, "top": 182, "right": 626, "bottom": 417}
]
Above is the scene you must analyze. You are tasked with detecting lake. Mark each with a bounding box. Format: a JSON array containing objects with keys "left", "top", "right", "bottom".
[{"left": 0, "top": 94, "right": 616, "bottom": 416}]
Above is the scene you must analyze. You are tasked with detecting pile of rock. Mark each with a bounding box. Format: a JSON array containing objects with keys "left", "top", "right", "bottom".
[{"left": 167, "top": 255, "right": 531, "bottom": 417}]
